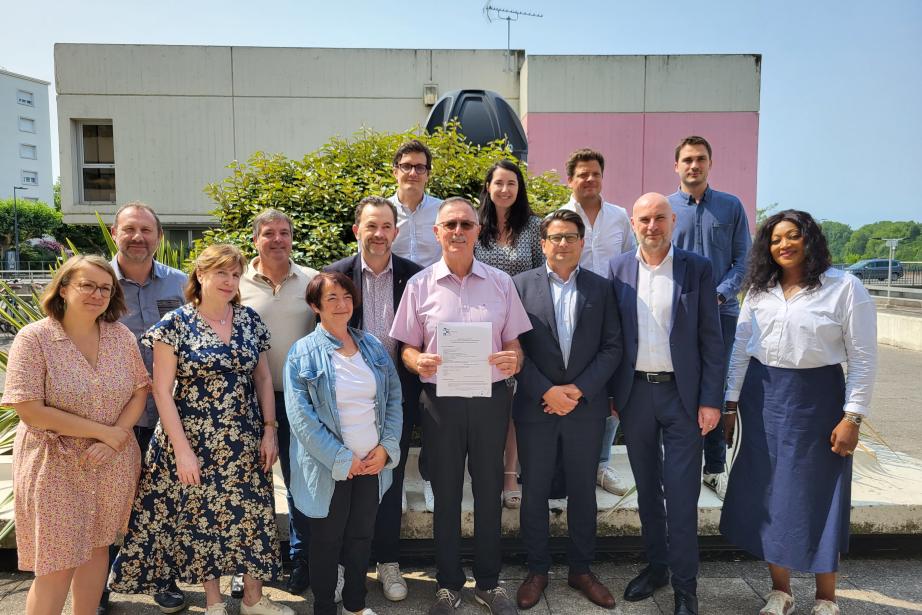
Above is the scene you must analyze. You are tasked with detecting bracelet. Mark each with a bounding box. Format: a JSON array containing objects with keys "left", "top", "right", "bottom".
[
  {"left": 842, "top": 413, "right": 862, "bottom": 427},
  {"left": 264, "top": 420, "right": 279, "bottom": 429}
]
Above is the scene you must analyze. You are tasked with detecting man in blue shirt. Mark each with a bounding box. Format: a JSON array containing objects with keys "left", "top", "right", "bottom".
[
  {"left": 101, "top": 202, "right": 187, "bottom": 615},
  {"left": 668, "top": 136, "right": 751, "bottom": 501}
]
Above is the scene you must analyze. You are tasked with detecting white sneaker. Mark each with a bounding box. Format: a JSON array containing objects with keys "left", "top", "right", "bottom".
[
  {"left": 702, "top": 470, "right": 729, "bottom": 500},
  {"left": 335, "top": 563, "right": 345, "bottom": 603},
  {"left": 812, "top": 599, "right": 840, "bottom": 615},
  {"left": 760, "top": 589, "right": 795, "bottom": 615},
  {"left": 423, "top": 480, "right": 435, "bottom": 513},
  {"left": 377, "top": 562, "right": 408, "bottom": 601},
  {"left": 345, "top": 609, "right": 379, "bottom": 615},
  {"left": 596, "top": 465, "right": 629, "bottom": 496},
  {"left": 204, "top": 604, "right": 229, "bottom": 615},
  {"left": 239, "top": 595, "right": 295, "bottom": 615}
]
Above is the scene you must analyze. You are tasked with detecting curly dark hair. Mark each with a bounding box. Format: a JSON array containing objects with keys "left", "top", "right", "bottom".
[
  {"left": 477, "top": 160, "right": 535, "bottom": 249},
  {"left": 744, "top": 209, "right": 832, "bottom": 295}
]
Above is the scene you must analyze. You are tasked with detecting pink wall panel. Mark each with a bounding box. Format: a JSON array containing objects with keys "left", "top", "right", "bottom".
[
  {"left": 522, "top": 113, "right": 645, "bottom": 209},
  {"left": 642, "top": 112, "right": 759, "bottom": 231},
  {"left": 524, "top": 111, "right": 759, "bottom": 231}
]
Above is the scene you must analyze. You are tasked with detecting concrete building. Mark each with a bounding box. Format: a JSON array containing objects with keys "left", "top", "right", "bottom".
[
  {"left": 55, "top": 44, "right": 760, "bottom": 237},
  {"left": 1, "top": 68, "right": 54, "bottom": 206}
]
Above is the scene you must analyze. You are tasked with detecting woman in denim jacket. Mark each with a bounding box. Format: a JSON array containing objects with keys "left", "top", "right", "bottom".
[{"left": 284, "top": 271, "right": 402, "bottom": 615}]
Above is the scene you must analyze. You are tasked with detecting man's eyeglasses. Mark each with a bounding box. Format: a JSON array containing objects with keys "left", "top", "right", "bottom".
[
  {"left": 71, "top": 281, "right": 114, "bottom": 298},
  {"left": 545, "top": 233, "right": 581, "bottom": 245},
  {"left": 438, "top": 220, "right": 479, "bottom": 231},
  {"left": 395, "top": 163, "right": 430, "bottom": 175}
]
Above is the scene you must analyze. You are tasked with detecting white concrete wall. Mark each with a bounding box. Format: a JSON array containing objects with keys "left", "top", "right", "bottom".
[
  {"left": 56, "top": 44, "right": 519, "bottom": 225},
  {"left": 878, "top": 311, "right": 922, "bottom": 352},
  {"left": 0, "top": 70, "right": 54, "bottom": 206}
]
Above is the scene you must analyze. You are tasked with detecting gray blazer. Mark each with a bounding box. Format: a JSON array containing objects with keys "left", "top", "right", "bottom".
[{"left": 513, "top": 266, "right": 623, "bottom": 423}]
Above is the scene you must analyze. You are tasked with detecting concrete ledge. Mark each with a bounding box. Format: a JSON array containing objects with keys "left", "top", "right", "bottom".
[
  {"left": 3, "top": 440, "right": 922, "bottom": 551},
  {"left": 878, "top": 310, "right": 922, "bottom": 351}
]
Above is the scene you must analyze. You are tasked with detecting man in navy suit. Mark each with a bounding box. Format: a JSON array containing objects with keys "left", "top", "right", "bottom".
[
  {"left": 608, "top": 193, "right": 724, "bottom": 615},
  {"left": 512, "top": 210, "right": 623, "bottom": 610},
  {"left": 324, "top": 196, "right": 423, "bottom": 602}
]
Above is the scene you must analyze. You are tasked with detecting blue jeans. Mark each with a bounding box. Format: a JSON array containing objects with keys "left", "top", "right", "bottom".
[
  {"left": 276, "top": 391, "right": 313, "bottom": 564},
  {"left": 597, "top": 415, "right": 620, "bottom": 467},
  {"left": 702, "top": 313, "right": 739, "bottom": 475}
]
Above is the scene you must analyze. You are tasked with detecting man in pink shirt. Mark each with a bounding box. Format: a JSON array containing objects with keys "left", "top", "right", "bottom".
[{"left": 390, "top": 197, "right": 532, "bottom": 615}]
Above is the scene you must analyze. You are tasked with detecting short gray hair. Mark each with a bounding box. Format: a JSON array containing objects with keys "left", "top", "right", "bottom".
[
  {"left": 438, "top": 196, "right": 477, "bottom": 219},
  {"left": 251, "top": 209, "right": 294, "bottom": 241}
]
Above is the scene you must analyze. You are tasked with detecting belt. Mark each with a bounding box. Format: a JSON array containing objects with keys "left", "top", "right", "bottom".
[{"left": 635, "top": 370, "right": 674, "bottom": 384}]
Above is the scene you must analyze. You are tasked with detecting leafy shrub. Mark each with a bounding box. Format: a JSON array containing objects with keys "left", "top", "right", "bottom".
[{"left": 203, "top": 123, "right": 570, "bottom": 269}]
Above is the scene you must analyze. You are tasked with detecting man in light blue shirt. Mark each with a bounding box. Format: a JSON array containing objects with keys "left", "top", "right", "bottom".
[
  {"left": 669, "top": 136, "right": 752, "bottom": 500},
  {"left": 103, "top": 202, "right": 187, "bottom": 615},
  {"left": 388, "top": 139, "right": 443, "bottom": 267}
]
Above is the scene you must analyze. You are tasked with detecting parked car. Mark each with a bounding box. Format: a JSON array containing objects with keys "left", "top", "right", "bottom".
[{"left": 846, "top": 259, "right": 903, "bottom": 281}]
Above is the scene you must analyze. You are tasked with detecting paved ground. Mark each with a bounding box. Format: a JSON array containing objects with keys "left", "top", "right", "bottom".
[{"left": 1, "top": 558, "right": 921, "bottom": 614}]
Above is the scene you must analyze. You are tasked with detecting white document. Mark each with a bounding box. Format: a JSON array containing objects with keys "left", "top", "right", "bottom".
[{"left": 436, "top": 321, "right": 492, "bottom": 397}]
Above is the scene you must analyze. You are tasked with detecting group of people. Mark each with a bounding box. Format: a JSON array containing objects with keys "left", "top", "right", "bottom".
[{"left": 1, "top": 136, "right": 877, "bottom": 615}]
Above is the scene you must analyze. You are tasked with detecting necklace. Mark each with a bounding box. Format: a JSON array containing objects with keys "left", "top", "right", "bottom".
[{"left": 200, "top": 304, "right": 231, "bottom": 325}]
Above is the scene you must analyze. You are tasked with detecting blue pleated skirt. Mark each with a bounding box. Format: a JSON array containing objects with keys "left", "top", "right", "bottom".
[{"left": 719, "top": 358, "right": 852, "bottom": 573}]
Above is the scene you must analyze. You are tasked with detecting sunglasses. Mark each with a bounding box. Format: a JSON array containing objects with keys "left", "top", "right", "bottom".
[{"left": 438, "top": 220, "right": 479, "bottom": 231}]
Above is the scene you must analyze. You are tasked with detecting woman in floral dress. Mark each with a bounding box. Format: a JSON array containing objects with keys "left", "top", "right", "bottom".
[
  {"left": 2, "top": 255, "right": 149, "bottom": 615},
  {"left": 109, "top": 244, "right": 293, "bottom": 615}
]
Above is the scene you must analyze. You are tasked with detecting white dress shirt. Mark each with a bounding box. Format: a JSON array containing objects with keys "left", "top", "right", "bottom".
[
  {"left": 635, "top": 246, "right": 675, "bottom": 372},
  {"left": 389, "top": 191, "right": 443, "bottom": 267},
  {"left": 725, "top": 268, "right": 877, "bottom": 416},
  {"left": 561, "top": 196, "right": 635, "bottom": 278}
]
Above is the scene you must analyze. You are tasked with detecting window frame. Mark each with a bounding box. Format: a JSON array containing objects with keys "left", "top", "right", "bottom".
[
  {"left": 18, "top": 116, "right": 36, "bottom": 133},
  {"left": 21, "top": 170, "right": 38, "bottom": 186},
  {"left": 76, "top": 120, "right": 116, "bottom": 204},
  {"left": 19, "top": 143, "right": 37, "bottom": 160},
  {"left": 16, "top": 90, "right": 34, "bottom": 107}
]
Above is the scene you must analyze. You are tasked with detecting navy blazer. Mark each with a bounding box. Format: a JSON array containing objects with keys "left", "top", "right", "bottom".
[
  {"left": 324, "top": 253, "right": 423, "bottom": 391},
  {"left": 608, "top": 247, "right": 724, "bottom": 418},
  {"left": 513, "top": 266, "right": 623, "bottom": 422}
]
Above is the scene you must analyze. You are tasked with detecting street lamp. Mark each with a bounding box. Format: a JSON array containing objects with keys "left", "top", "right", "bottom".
[
  {"left": 872, "top": 236, "right": 903, "bottom": 301},
  {"left": 11, "top": 186, "right": 28, "bottom": 270}
]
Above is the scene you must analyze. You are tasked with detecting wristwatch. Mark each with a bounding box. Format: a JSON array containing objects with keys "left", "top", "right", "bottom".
[{"left": 717, "top": 293, "right": 727, "bottom": 305}]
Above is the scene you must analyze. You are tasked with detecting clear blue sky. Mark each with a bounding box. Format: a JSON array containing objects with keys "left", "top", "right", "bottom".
[{"left": 2, "top": 0, "right": 920, "bottom": 228}]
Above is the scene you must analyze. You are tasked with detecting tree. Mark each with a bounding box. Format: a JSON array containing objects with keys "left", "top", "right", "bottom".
[
  {"left": 204, "top": 123, "right": 570, "bottom": 269},
  {"left": 820, "top": 220, "right": 853, "bottom": 263},
  {"left": 756, "top": 202, "right": 779, "bottom": 225},
  {"left": 0, "top": 199, "right": 62, "bottom": 256}
]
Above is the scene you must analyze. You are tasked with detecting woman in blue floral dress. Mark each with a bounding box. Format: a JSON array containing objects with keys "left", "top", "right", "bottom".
[{"left": 110, "top": 244, "right": 293, "bottom": 615}]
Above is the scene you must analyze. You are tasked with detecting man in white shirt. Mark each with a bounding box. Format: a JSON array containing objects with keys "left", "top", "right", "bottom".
[
  {"left": 560, "top": 148, "right": 635, "bottom": 497},
  {"left": 608, "top": 193, "right": 724, "bottom": 615},
  {"left": 238, "top": 209, "right": 320, "bottom": 598},
  {"left": 389, "top": 139, "right": 444, "bottom": 267}
]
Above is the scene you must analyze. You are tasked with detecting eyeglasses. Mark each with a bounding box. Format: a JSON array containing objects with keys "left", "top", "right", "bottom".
[
  {"left": 545, "top": 233, "right": 581, "bottom": 245},
  {"left": 396, "top": 163, "right": 429, "bottom": 175},
  {"left": 71, "top": 281, "right": 114, "bottom": 298},
  {"left": 438, "top": 220, "right": 479, "bottom": 231}
]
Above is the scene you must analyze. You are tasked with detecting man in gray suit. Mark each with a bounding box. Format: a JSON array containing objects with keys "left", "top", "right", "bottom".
[{"left": 512, "top": 209, "right": 623, "bottom": 611}]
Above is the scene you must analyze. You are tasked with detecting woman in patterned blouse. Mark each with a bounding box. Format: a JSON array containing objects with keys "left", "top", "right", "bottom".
[{"left": 474, "top": 159, "right": 544, "bottom": 509}]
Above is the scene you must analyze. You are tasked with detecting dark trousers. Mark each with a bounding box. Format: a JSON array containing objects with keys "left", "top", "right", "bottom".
[
  {"left": 621, "top": 378, "right": 703, "bottom": 595},
  {"left": 276, "top": 391, "right": 313, "bottom": 564},
  {"left": 516, "top": 417, "right": 604, "bottom": 575},
  {"left": 371, "top": 381, "right": 420, "bottom": 564},
  {"left": 703, "top": 313, "right": 739, "bottom": 474},
  {"left": 420, "top": 381, "right": 511, "bottom": 591},
  {"left": 308, "top": 475, "right": 379, "bottom": 615}
]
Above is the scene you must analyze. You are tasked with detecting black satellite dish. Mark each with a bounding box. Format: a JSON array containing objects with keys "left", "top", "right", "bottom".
[{"left": 425, "top": 89, "right": 528, "bottom": 162}]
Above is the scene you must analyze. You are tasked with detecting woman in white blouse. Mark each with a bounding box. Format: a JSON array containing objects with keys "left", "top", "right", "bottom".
[
  {"left": 719, "top": 210, "right": 877, "bottom": 615},
  {"left": 284, "top": 272, "right": 403, "bottom": 615}
]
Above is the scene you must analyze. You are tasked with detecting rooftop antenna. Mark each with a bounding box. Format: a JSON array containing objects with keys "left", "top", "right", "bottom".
[{"left": 483, "top": 3, "right": 543, "bottom": 72}]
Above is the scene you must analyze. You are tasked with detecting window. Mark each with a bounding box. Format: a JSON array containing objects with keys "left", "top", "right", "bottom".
[
  {"left": 19, "top": 117, "right": 35, "bottom": 133},
  {"left": 165, "top": 228, "right": 206, "bottom": 249},
  {"left": 17, "top": 90, "right": 34, "bottom": 106},
  {"left": 23, "top": 196, "right": 38, "bottom": 202},
  {"left": 21, "top": 170, "right": 38, "bottom": 186},
  {"left": 77, "top": 122, "right": 116, "bottom": 203},
  {"left": 19, "top": 144, "right": 37, "bottom": 159}
]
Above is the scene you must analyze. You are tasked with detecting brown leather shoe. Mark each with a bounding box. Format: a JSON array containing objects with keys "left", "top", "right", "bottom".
[
  {"left": 568, "top": 571, "right": 616, "bottom": 609},
  {"left": 516, "top": 573, "right": 548, "bottom": 609}
]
